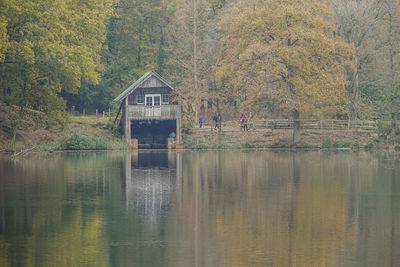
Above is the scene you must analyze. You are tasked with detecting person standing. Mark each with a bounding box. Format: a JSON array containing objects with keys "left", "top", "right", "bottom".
[
  {"left": 243, "top": 114, "right": 248, "bottom": 131},
  {"left": 198, "top": 117, "right": 204, "bottom": 128},
  {"left": 213, "top": 114, "right": 218, "bottom": 130}
]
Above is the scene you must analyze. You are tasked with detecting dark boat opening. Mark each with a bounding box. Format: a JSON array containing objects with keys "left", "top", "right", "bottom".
[{"left": 131, "top": 120, "right": 176, "bottom": 149}]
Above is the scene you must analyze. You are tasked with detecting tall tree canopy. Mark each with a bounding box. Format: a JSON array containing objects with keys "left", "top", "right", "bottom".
[
  {"left": 1, "top": 0, "right": 400, "bottom": 135},
  {"left": 216, "top": 0, "right": 353, "bottom": 141},
  {"left": 63, "top": 0, "right": 175, "bottom": 113},
  {"left": 0, "top": 0, "right": 114, "bottom": 124},
  {"left": 164, "top": 0, "right": 227, "bottom": 121},
  {"left": 334, "top": 0, "right": 400, "bottom": 121},
  {"left": 101, "top": 0, "right": 172, "bottom": 97}
]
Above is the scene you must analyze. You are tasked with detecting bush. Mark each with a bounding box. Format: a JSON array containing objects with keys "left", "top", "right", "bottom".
[
  {"left": 322, "top": 137, "right": 332, "bottom": 148},
  {"left": 182, "top": 120, "right": 194, "bottom": 134},
  {"left": 196, "top": 141, "right": 208, "bottom": 149},
  {"left": 243, "top": 142, "right": 253, "bottom": 148},
  {"left": 396, "top": 127, "right": 400, "bottom": 136},
  {"left": 352, "top": 140, "right": 360, "bottom": 150},
  {"left": 61, "top": 132, "right": 108, "bottom": 150},
  {"left": 334, "top": 139, "right": 353, "bottom": 148},
  {"left": 377, "top": 121, "right": 391, "bottom": 140}
]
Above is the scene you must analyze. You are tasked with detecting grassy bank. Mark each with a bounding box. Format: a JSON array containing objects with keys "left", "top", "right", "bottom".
[
  {"left": 183, "top": 127, "right": 400, "bottom": 151},
  {"left": 0, "top": 114, "right": 126, "bottom": 153},
  {"left": 1, "top": 108, "right": 399, "bottom": 152}
]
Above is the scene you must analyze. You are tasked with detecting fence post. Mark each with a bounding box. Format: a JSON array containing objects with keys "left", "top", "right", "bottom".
[
  {"left": 102, "top": 111, "right": 105, "bottom": 118},
  {"left": 348, "top": 120, "right": 350, "bottom": 130},
  {"left": 96, "top": 109, "right": 98, "bottom": 117}
]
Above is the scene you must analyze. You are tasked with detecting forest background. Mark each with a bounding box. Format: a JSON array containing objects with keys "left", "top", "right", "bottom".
[{"left": 0, "top": 0, "right": 400, "bottom": 142}]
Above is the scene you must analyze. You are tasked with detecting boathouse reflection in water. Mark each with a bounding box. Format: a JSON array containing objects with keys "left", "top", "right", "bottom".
[{"left": 124, "top": 151, "right": 182, "bottom": 224}]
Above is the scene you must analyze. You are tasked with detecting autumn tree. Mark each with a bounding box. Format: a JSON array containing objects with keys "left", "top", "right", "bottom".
[
  {"left": 217, "top": 0, "right": 353, "bottom": 142},
  {"left": 0, "top": 0, "right": 114, "bottom": 128},
  {"left": 0, "top": 0, "right": 8, "bottom": 62},
  {"left": 165, "top": 0, "right": 227, "bottom": 122},
  {"left": 378, "top": 0, "right": 400, "bottom": 138},
  {"left": 334, "top": 0, "right": 382, "bottom": 120}
]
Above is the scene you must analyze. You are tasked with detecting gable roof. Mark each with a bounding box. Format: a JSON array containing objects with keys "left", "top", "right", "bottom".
[{"left": 113, "top": 71, "right": 174, "bottom": 103}]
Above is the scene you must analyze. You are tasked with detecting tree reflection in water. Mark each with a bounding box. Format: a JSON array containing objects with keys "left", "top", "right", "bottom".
[{"left": 0, "top": 151, "right": 400, "bottom": 266}]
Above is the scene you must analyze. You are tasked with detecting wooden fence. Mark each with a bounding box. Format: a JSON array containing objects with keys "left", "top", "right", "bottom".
[
  {"left": 74, "top": 112, "right": 398, "bottom": 132},
  {"left": 249, "top": 119, "right": 397, "bottom": 131},
  {"left": 201, "top": 119, "right": 396, "bottom": 131}
]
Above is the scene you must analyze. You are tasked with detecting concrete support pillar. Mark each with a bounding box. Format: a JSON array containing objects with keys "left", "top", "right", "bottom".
[
  {"left": 176, "top": 106, "right": 182, "bottom": 145},
  {"left": 126, "top": 119, "right": 131, "bottom": 144},
  {"left": 130, "top": 138, "right": 138, "bottom": 150},
  {"left": 124, "top": 98, "right": 131, "bottom": 144},
  {"left": 122, "top": 104, "right": 126, "bottom": 141},
  {"left": 168, "top": 138, "right": 176, "bottom": 149},
  {"left": 125, "top": 152, "right": 131, "bottom": 210}
]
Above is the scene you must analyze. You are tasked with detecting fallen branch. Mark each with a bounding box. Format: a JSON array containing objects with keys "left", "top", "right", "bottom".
[{"left": 12, "top": 146, "right": 37, "bottom": 159}]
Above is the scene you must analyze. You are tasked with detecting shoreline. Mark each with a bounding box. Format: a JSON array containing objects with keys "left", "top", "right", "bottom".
[
  {"left": 2, "top": 144, "right": 400, "bottom": 155},
  {"left": 1, "top": 116, "right": 399, "bottom": 153}
]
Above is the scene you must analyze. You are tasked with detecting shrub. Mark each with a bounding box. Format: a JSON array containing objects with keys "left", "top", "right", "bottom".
[
  {"left": 352, "top": 140, "right": 360, "bottom": 150},
  {"left": 61, "top": 132, "right": 108, "bottom": 150},
  {"left": 182, "top": 120, "right": 194, "bottom": 134},
  {"left": 217, "top": 142, "right": 226, "bottom": 149},
  {"left": 94, "top": 137, "right": 108, "bottom": 150},
  {"left": 196, "top": 141, "right": 208, "bottom": 149},
  {"left": 104, "top": 117, "right": 115, "bottom": 129},
  {"left": 322, "top": 137, "right": 332, "bottom": 148},
  {"left": 183, "top": 139, "right": 195, "bottom": 148},
  {"left": 334, "top": 139, "right": 353, "bottom": 148},
  {"left": 243, "top": 142, "right": 253, "bottom": 148},
  {"left": 377, "top": 121, "right": 391, "bottom": 140},
  {"left": 396, "top": 126, "right": 400, "bottom": 136}
]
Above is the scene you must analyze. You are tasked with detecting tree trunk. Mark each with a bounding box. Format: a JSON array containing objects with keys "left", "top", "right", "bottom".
[
  {"left": 292, "top": 109, "right": 301, "bottom": 143},
  {"left": 216, "top": 98, "right": 221, "bottom": 131},
  {"left": 391, "top": 113, "right": 397, "bottom": 144},
  {"left": 388, "top": 12, "right": 395, "bottom": 85},
  {"left": 193, "top": 0, "right": 198, "bottom": 124},
  {"left": 194, "top": 103, "right": 198, "bottom": 124},
  {"left": 352, "top": 49, "right": 360, "bottom": 120}
]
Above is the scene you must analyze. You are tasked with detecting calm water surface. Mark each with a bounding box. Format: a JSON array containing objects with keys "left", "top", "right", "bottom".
[{"left": 0, "top": 151, "right": 400, "bottom": 266}]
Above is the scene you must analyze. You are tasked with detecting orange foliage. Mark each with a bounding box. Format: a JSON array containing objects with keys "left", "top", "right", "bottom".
[{"left": 216, "top": 0, "right": 353, "bottom": 117}]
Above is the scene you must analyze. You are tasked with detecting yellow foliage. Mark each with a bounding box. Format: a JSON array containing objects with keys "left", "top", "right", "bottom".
[
  {"left": 0, "top": 16, "right": 8, "bottom": 62},
  {"left": 217, "top": 0, "right": 353, "bottom": 117}
]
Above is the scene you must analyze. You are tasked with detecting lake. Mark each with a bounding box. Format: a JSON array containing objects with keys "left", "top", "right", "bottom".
[{"left": 0, "top": 151, "right": 399, "bottom": 266}]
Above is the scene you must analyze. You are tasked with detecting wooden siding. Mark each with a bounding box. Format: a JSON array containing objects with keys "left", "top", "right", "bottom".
[
  {"left": 127, "top": 105, "right": 181, "bottom": 120},
  {"left": 116, "top": 71, "right": 182, "bottom": 145},
  {"left": 140, "top": 75, "right": 167, "bottom": 88},
  {"left": 128, "top": 87, "right": 171, "bottom": 105}
]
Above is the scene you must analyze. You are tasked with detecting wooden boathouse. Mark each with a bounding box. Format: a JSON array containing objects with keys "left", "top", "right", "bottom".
[{"left": 113, "top": 71, "right": 182, "bottom": 148}]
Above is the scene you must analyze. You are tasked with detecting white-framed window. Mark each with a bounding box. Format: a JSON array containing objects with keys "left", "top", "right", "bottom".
[
  {"left": 137, "top": 95, "right": 144, "bottom": 104},
  {"left": 145, "top": 94, "right": 161, "bottom": 106},
  {"left": 162, "top": 94, "right": 169, "bottom": 104},
  {"left": 154, "top": 95, "right": 161, "bottom": 106}
]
